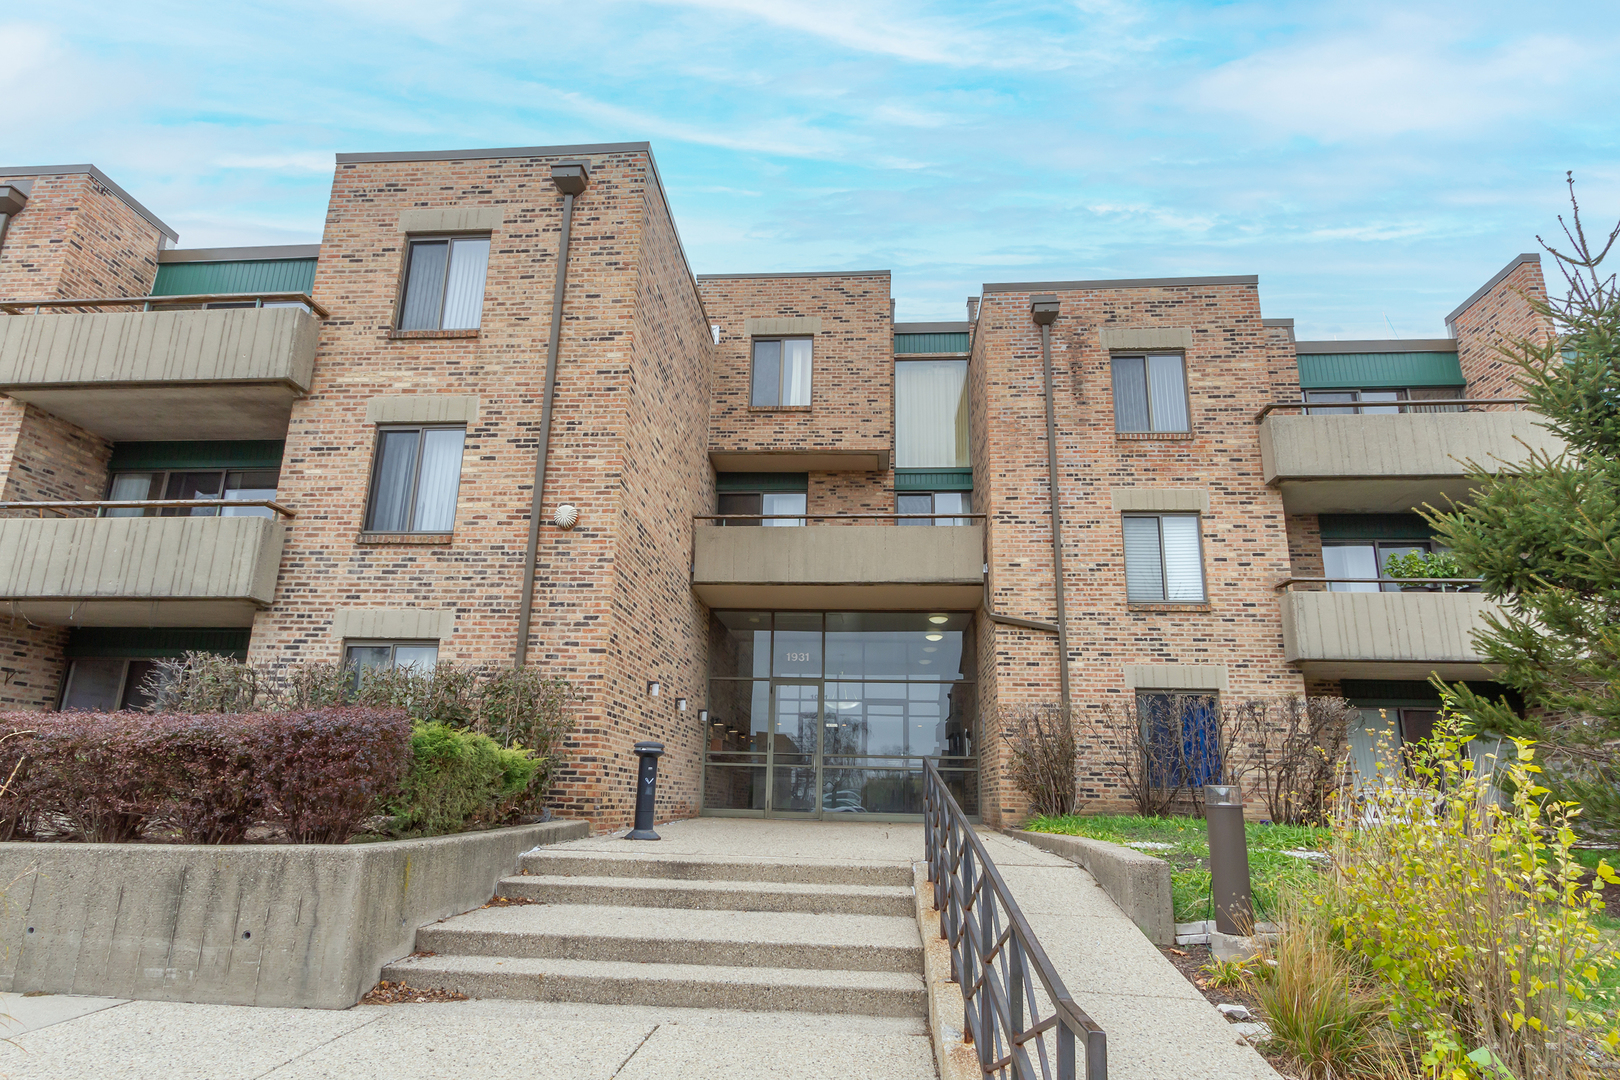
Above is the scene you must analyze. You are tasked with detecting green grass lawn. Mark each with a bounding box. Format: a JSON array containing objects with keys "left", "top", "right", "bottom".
[{"left": 1024, "top": 812, "right": 1331, "bottom": 924}]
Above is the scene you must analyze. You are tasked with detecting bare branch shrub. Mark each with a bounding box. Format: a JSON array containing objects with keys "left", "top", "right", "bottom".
[
  {"left": 1082, "top": 694, "right": 1231, "bottom": 816},
  {"left": 1238, "top": 696, "right": 1357, "bottom": 825},
  {"left": 999, "top": 703, "right": 1077, "bottom": 818},
  {"left": 142, "top": 652, "right": 262, "bottom": 714}
]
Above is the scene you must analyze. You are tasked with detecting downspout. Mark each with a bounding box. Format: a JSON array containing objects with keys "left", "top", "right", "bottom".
[
  {"left": 0, "top": 185, "right": 29, "bottom": 256},
  {"left": 1031, "top": 295, "right": 1071, "bottom": 712},
  {"left": 514, "top": 162, "right": 590, "bottom": 668}
]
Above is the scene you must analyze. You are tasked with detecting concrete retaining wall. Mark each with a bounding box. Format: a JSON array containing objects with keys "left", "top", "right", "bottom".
[
  {"left": 1007, "top": 830, "right": 1174, "bottom": 946},
  {"left": 0, "top": 819, "right": 588, "bottom": 1008}
]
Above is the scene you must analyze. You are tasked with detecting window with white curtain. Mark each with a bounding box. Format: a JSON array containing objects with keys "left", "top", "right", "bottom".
[
  {"left": 895, "top": 359, "right": 969, "bottom": 468},
  {"left": 399, "top": 236, "right": 491, "bottom": 331},
  {"left": 1122, "top": 513, "right": 1205, "bottom": 603},
  {"left": 750, "top": 338, "right": 813, "bottom": 407},
  {"left": 365, "top": 426, "right": 466, "bottom": 533},
  {"left": 1112, "top": 353, "right": 1189, "bottom": 433}
]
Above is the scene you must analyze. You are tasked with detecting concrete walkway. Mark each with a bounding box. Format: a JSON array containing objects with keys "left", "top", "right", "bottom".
[{"left": 0, "top": 819, "right": 1276, "bottom": 1079}]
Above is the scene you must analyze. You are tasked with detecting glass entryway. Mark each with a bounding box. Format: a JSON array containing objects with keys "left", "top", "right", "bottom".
[{"left": 702, "top": 611, "right": 978, "bottom": 819}]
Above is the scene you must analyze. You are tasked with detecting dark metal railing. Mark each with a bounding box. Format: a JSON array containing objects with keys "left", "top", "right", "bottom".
[
  {"left": 1253, "top": 398, "right": 1529, "bottom": 423},
  {"left": 0, "top": 292, "right": 329, "bottom": 318},
  {"left": 0, "top": 499, "right": 295, "bottom": 519},
  {"left": 694, "top": 512, "right": 986, "bottom": 524},
  {"left": 923, "top": 760, "right": 1107, "bottom": 1080},
  {"left": 1274, "top": 576, "right": 1482, "bottom": 592}
]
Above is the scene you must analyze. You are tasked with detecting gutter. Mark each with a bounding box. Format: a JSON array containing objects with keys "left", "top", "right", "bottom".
[
  {"left": 514, "top": 162, "right": 589, "bottom": 668},
  {"left": 1031, "top": 295, "right": 1072, "bottom": 711}
]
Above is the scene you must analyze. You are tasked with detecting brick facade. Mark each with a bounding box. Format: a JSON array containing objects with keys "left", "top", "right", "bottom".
[
  {"left": 0, "top": 171, "right": 165, "bottom": 303},
  {"left": 1451, "top": 255, "right": 1553, "bottom": 399}
]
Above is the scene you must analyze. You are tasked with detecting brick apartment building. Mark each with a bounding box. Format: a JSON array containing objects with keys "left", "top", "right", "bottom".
[{"left": 0, "top": 144, "right": 1559, "bottom": 828}]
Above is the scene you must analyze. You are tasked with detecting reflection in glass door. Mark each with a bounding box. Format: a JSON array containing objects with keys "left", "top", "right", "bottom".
[{"left": 768, "top": 681, "right": 821, "bottom": 813}]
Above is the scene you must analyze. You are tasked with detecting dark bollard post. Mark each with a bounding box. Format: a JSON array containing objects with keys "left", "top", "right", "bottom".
[
  {"left": 626, "top": 741, "right": 666, "bottom": 841},
  {"left": 1205, "top": 784, "right": 1253, "bottom": 936}
]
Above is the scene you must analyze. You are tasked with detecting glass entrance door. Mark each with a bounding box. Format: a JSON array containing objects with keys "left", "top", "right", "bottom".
[{"left": 767, "top": 681, "right": 821, "bottom": 814}]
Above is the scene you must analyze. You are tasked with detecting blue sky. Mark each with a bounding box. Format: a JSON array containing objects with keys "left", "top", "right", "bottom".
[{"left": 3, "top": 1, "right": 1616, "bottom": 336}]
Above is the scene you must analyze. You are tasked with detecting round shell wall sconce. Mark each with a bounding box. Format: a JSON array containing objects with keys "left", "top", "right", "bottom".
[{"left": 554, "top": 504, "right": 579, "bottom": 530}]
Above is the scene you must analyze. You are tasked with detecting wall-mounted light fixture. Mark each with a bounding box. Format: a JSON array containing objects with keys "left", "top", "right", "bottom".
[
  {"left": 698, "top": 709, "right": 709, "bottom": 725},
  {"left": 676, "top": 698, "right": 688, "bottom": 712},
  {"left": 647, "top": 680, "right": 661, "bottom": 697}
]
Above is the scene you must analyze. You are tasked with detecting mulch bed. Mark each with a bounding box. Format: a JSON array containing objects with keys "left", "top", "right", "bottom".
[
  {"left": 360, "top": 978, "right": 467, "bottom": 1005},
  {"left": 1159, "top": 943, "right": 1260, "bottom": 1012}
]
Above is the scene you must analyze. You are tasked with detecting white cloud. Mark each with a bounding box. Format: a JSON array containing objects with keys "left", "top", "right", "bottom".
[{"left": 215, "top": 152, "right": 336, "bottom": 173}]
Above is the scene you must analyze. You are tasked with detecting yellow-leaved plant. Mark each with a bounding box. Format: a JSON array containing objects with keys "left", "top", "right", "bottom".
[{"left": 1331, "top": 703, "right": 1619, "bottom": 1079}]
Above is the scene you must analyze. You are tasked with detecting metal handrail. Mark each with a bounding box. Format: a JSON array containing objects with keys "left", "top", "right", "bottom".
[
  {"left": 694, "top": 512, "right": 987, "bottom": 523},
  {"left": 0, "top": 499, "right": 295, "bottom": 519},
  {"left": 0, "top": 292, "right": 329, "bottom": 318},
  {"left": 1274, "top": 576, "right": 1481, "bottom": 590},
  {"left": 923, "top": 760, "right": 1107, "bottom": 1080},
  {"left": 1253, "top": 398, "right": 1530, "bottom": 423}
]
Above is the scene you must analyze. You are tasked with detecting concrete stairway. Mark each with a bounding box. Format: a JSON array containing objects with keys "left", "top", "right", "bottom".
[{"left": 381, "top": 847, "right": 927, "bottom": 1017}]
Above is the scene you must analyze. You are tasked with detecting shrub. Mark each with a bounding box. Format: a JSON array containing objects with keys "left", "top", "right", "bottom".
[
  {"left": 139, "top": 653, "right": 262, "bottom": 714},
  {"left": 159, "top": 714, "right": 265, "bottom": 844},
  {"left": 256, "top": 708, "right": 412, "bottom": 844},
  {"left": 1237, "top": 696, "right": 1357, "bottom": 826},
  {"left": 1331, "top": 711, "right": 1620, "bottom": 1079},
  {"left": 1000, "top": 703, "right": 1078, "bottom": 818},
  {"left": 11, "top": 712, "right": 165, "bottom": 842},
  {"left": 391, "top": 722, "right": 537, "bottom": 837}
]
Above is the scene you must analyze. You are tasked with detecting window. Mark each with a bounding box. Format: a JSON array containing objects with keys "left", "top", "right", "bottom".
[
  {"left": 104, "top": 468, "right": 280, "bottom": 519},
  {"left": 1112, "top": 353, "right": 1189, "bottom": 433},
  {"left": 1122, "top": 514, "right": 1205, "bottom": 603},
  {"left": 1303, "top": 388, "right": 1462, "bottom": 415},
  {"left": 344, "top": 641, "right": 440, "bottom": 689},
  {"left": 60, "top": 657, "right": 161, "bottom": 712},
  {"left": 365, "top": 426, "right": 466, "bottom": 533},
  {"left": 895, "top": 359, "right": 969, "bottom": 468},
  {"left": 717, "top": 491, "right": 806, "bottom": 526},
  {"left": 1138, "top": 692, "right": 1221, "bottom": 788},
  {"left": 897, "top": 490, "right": 971, "bottom": 526},
  {"left": 1324, "top": 539, "right": 1438, "bottom": 592},
  {"left": 399, "top": 236, "right": 491, "bottom": 331},
  {"left": 750, "top": 338, "right": 813, "bottom": 407}
]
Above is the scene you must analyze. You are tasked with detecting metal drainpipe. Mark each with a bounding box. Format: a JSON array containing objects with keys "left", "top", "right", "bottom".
[
  {"left": 514, "top": 162, "right": 590, "bottom": 668},
  {"left": 1031, "top": 295, "right": 1071, "bottom": 711}
]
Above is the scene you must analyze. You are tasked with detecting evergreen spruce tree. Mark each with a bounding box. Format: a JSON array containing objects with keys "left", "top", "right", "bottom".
[{"left": 1427, "top": 175, "right": 1620, "bottom": 839}]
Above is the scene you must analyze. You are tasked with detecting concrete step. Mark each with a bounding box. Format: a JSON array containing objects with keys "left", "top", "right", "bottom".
[
  {"left": 380, "top": 953, "right": 928, "bottom": 1017},
  {"left": 416, "top": 903, "right": 923, "bottom": 973},
  {"left": 496, "top": 874, "right": 914, "bottom": 916},
  {"left": 516, "top": 848, "right": 913, "bottom": 887}
]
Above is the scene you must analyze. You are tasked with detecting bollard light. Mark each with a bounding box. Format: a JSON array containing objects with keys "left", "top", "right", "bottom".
[
  {"left": 1205, "top": 784, "right": 1254, "bottom": 936},
  {"left": 626, "top": 741, "right": 666, "bottom": 841}
]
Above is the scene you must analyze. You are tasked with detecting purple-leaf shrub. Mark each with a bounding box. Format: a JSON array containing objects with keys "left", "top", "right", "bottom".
[{"left": 256, "top": 708, "right": 412, "bottom": 844}]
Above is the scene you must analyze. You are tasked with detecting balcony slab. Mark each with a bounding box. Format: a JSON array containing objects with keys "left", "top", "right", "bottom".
[{"left": 1280, "top": 589, "right": 1503, "bottom": 681}]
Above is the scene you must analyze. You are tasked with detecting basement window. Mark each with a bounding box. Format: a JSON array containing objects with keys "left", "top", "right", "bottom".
[{"left": 399, "top": 236, "right": 491, "bottom": 330}]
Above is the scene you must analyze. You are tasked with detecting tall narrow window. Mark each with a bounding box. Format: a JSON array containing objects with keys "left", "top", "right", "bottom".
[
  {"left": 399, "top": 236, "right": 491, "bottom": 331},
  {"left": 895, "top": 359, "right": 970, "bottom": 468},
  {"left": 1122, "top": 513, "right": 1205, "bottom": 603},
  {"left": 365, "top": 426, "right": 466, "bottom": 533},
  {"left": 751, "top": 338, "right": 813, "bottom": 407},
  {"left": 1112, "top": 353, "right": 1189, "bottom": 433}
]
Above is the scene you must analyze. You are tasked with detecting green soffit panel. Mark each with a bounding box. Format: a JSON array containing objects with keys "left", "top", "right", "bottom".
[
  {"left": 1341, "top": 679, "right": 1518, "bottom": 710},
  {"left": 895, "top": 333, "right": 970, "bottom": 355},
  {"left": 152, "top": 259, "right": 318, "bottom": 297},
  {"left": 109, "top": 440, "right": 286, "bottom": 472},
  {"left": 65, "top": 627, "right": 251, "bottom": 659},
  {"left": 895, "top": 468, "right": 973, "bottom": 491},
  {"left": 1318, "top": 513, "right": 1435, "bottom": 541},
  {"left": 1298, "top": 351, "right": 1464, "bottom": 390},
  {"left": 715, "top": 472, "right": 809, "bottom": 493}
]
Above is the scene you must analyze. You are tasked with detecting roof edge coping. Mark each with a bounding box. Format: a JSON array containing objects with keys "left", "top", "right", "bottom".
[
  {"left": 982, "top": 274, "right": 1258, "bottom": 293},
  {"left": 160, "top": 244, "right": 320, "bottom": 264},
  {"left": 0, "top": 164, "right": 178, "bottom": 242}
]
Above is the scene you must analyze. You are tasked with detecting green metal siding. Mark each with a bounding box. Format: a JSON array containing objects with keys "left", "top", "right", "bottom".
[
  {"left": 1298, "top": 351, "right": 1464, "bottom": 390},
  {"left": 715, "top": 472, "right": 809, "bottom": 493},
  {"left": 894, "top": 468, "right": 973, "bottom": 492},
  {"left": 109, "top": 440, "right": 286, "bottom": 472},
  {"left": 65, "top": 627, "right": 251, "bottom": 659},
  {"left": 1318, "top": 513, "right": 1434, "bottom": 541},
  {"left": 895, "top": 332, "right": 970, "bottom": 355},
  {"left": 1341, "top": 679, "right": 1517, "bottom": 709},
  {"left": 152, "top": 259, "right": 317, "bottom": 297}
]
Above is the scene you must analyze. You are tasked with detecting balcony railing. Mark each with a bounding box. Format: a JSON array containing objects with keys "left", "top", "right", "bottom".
[
  {"left": 0, "top": 499, "right": 295, "bottom": 519},
  {"left": 0, "top": 292, "right": 329, "bottom": 317},
  {"left": 1275, "top": 578, "right": 1501, "bottom": 678}
]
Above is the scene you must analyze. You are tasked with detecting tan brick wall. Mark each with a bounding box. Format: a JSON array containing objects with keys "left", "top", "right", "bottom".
[
  {"left": 1452, "top": 257, "right": 1554, "bottom": 399},
  {"left": 0, "top": 171, "right": 163, "bottom": 302},
  {"left": 1286, "top": 514, "right": 1324, "bottom": 578},
  {"left": 0, "top": 622, "right": 68, "bottom": 711},
  {"left": 972, "top": 282, "right": 1305, "bottom": 825},
  {"left": 246, "top": 149, "right": 710, "bottom": 829}
]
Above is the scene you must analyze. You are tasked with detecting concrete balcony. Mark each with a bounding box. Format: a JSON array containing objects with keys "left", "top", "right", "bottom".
[
  {"left": 1258, "top": 407, "right": 1565, "bottom": 513},
  {"left": 1280, "top": 588, "right": 1503, "bottom": 680},
  {"left": 692, "top": 521, "right": 984, "bottom": 609},
  {"left": 0, "top": 515, "right": 286, "bottom": 626},
  {"left": 0, "top": 304, "right": 320, "bottom": 440}
]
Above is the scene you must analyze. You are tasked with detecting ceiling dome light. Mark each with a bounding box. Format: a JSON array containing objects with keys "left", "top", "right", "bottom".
[
  {"left": 925, "top": 633, "right": 944, "bottom": 642},
  {"left": 928, "top": 615, "right": 949, "bottom": 624}
]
